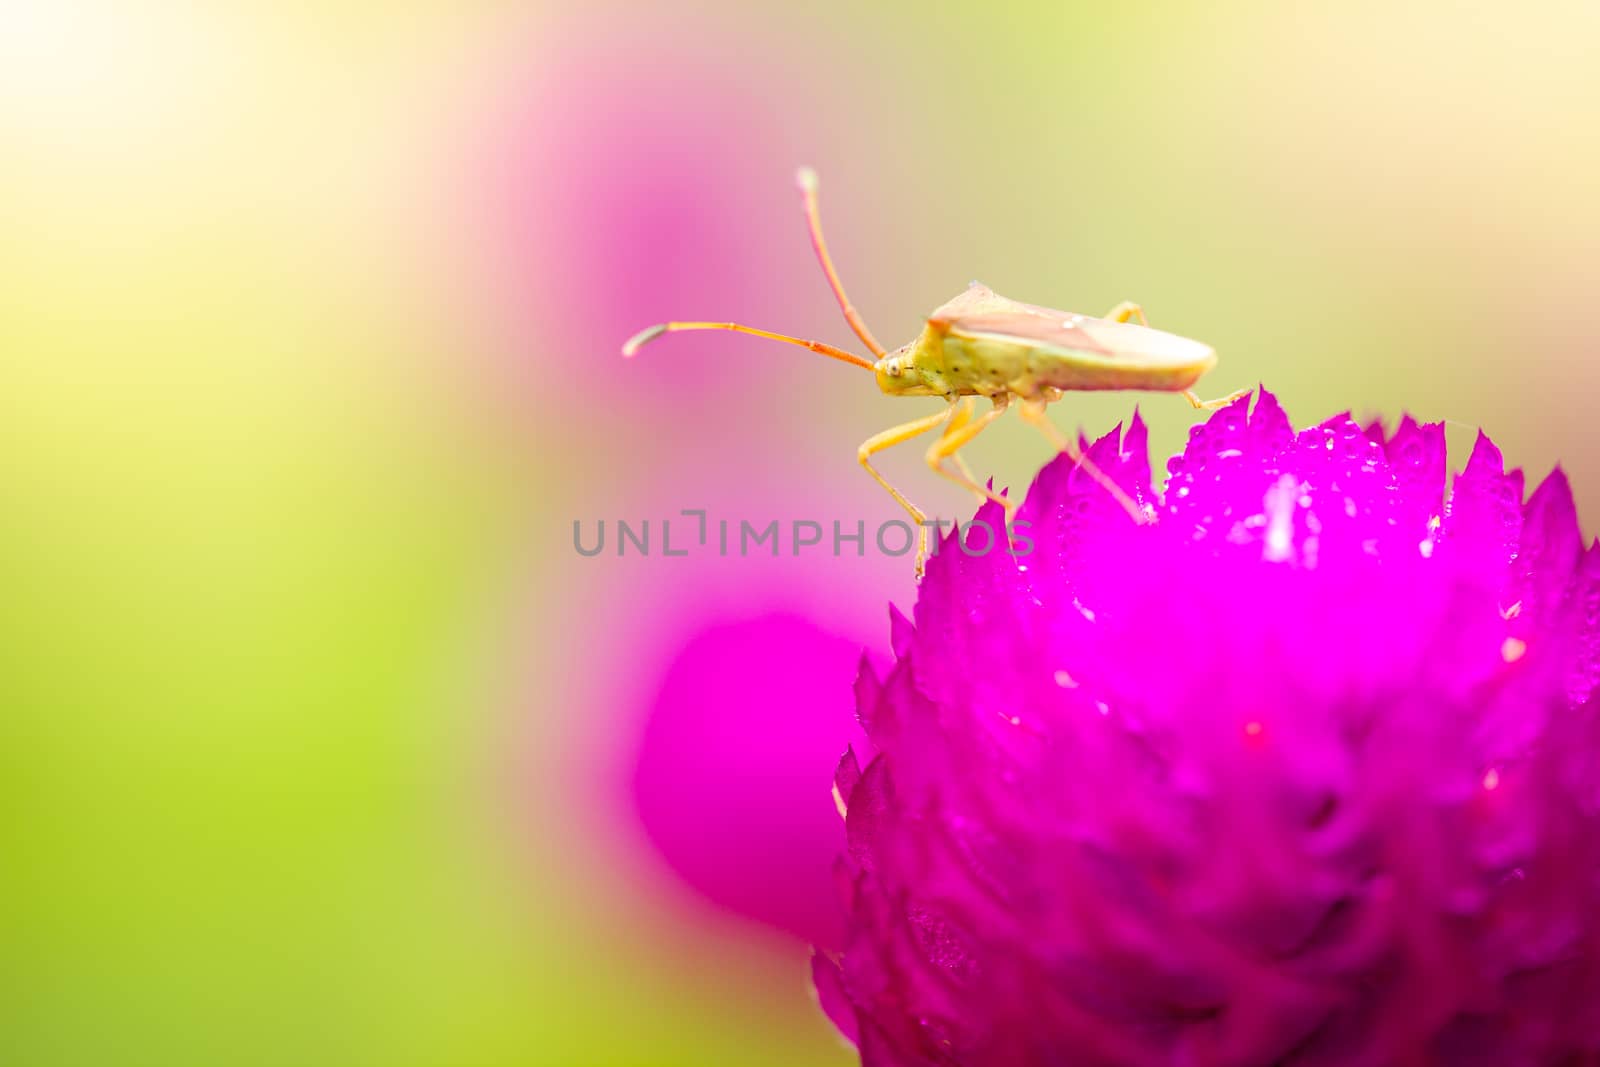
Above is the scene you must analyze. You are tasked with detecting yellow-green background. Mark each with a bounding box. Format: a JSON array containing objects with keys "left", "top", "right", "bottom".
[{"left": 6, "top": 2, "right": 1599, "bottom": 1065}]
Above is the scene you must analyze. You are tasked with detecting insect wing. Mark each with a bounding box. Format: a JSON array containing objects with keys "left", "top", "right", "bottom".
[
  {"left": 929, "top": 283, "right": 1111, "bottom": 354},
  {"left": 929, "top": 283, "right": 1213, "bottom": 371},
  {"left": 941, "top": 311, "right": 1115, "bottom": 355}
]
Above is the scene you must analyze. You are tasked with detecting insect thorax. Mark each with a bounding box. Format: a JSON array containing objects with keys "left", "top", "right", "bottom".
[{"left": 874, "top": 323, "right": 1032, "bottom": 399}]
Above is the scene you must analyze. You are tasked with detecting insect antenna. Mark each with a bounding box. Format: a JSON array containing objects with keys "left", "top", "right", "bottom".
[
  {"left": 621, "top": 320, "right": 876, "bottom": 370},
  {"left": 796, "top": 167, "right": 887, "bottom": 358}
]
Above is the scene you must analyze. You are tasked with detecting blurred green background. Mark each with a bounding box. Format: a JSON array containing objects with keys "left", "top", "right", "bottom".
[{"left": 5, "top": 2, "right": 1600, "bottom": 1065}]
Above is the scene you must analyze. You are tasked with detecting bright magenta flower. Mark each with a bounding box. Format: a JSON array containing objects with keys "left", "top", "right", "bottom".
[{"left": 818, "top": 390, "right": 1600, "bottom": 1064}]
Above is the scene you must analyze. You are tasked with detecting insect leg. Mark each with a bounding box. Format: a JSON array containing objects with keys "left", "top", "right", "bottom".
[
  {"left": 943, "top": 398, "right": 983, "bottom": 493},
  {"left": 858, "top": 405, "right": 960, "bottom": 577},
  {"left": 925, "top": 395, "right": 1014, "bottom": 518},
  {"left": 1017, "top": 398, "right": 1151, "bottom": 524},
  {"left": 1181, "top": 388, "right": 1252, "bottom": 411},
  {"left": 1102, "top": 301, "right": 1148, "bottom": 326}
]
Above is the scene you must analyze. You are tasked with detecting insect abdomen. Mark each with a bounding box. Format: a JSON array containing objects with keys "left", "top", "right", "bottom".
[
  {"left": 1029, "top": 347, "right": 1212, "bottom": 393},
  {"left": 919, "top": 320, "right": 1216, "bottom": 398},
  {"left": 934, "top": 333, "right": 1029, "bottom": 396},
  {"left": 942, "top": 332, "right": 1214, "bottom": 396}
]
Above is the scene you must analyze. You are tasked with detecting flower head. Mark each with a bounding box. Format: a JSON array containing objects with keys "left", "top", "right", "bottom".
[{"left": 818, "top": 390, "right": 1600, "bottom": 1064}]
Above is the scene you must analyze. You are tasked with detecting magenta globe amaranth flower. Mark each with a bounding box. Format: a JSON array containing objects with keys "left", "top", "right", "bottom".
[{"left": 816, "top": 390, "right": 1600, "bottom": 1065}]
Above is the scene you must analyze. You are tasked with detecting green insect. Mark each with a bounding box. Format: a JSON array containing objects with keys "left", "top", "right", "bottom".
[{"left": 623, "top": 168, "right": 1245, "bottom": 577}]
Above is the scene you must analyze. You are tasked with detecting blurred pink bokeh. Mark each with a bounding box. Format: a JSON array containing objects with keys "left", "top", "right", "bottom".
[
  {"left": 470, "top": 16, "right": 834, "bottom": 411},
  {"left": 631, "top": 613, "right": 867, "bottom": 949},
  {"left": 538, "top": 455, "right": 908, "bottom": 934}
]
